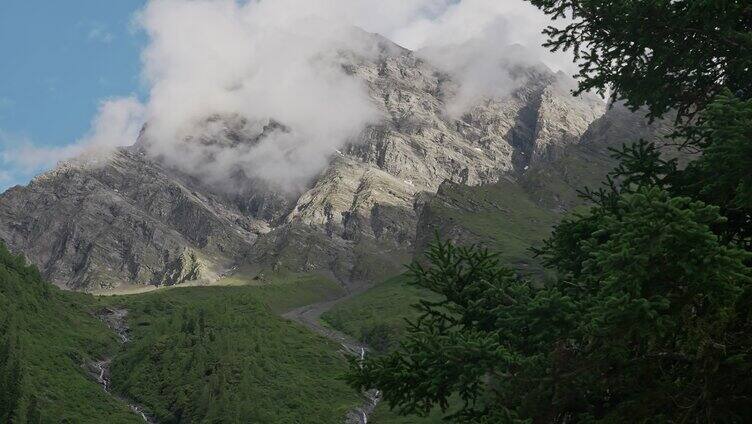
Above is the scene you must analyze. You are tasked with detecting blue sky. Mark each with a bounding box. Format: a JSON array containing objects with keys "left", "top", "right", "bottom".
[{"left": 0, "top": 0, "right": 146, "bottom": 190}]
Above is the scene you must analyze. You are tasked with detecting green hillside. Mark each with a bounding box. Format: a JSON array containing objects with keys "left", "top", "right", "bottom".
[
  {"left": 416, "top": 180, "right": 560, "bottom": 278},
  {"left": 0, "top": 245, "right": 366, "bottom": 423},
  {"left": 322, "top": 275, "right": 438, "bottom": 353},
  {"left": 104, "top": 281, "right": 361, "bottom": 424},
  {"left": 0, "top": 243, "right": 141, "bottom": 423}
]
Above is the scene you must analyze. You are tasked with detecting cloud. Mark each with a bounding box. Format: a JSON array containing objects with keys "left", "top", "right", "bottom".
[
  {"left": 135, "top": 0, "right": 385, "bottom": 192},
  {"left": 132, "top": 0, "right": 572, "bottom": 193},
  {"left": 1, "top": 97, "right": 145, "bottom": 172},
  {"left": 7, "top": 0, "right": 574, "bottom": 193},
  {"left": 392, "top": 0, "right": 578, "bottom": 115},
  {"left": 390, "top": 0, "right": 570, "bottom": 63}
]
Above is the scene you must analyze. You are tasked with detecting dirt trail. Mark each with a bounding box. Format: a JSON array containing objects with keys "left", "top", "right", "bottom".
[
  {"left": 282, "top": 295, "right": 366, "bottom": 350},
  {"left": 282, "top": 284, "right": 382, "bottom": 424},
  {"left": 91, "top": 274, "right": 381, "bottom": 423}
]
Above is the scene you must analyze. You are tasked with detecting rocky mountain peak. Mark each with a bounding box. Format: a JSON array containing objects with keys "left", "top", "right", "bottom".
[{"left": 0, "top": 33, "right": 614, "bottom": 291}]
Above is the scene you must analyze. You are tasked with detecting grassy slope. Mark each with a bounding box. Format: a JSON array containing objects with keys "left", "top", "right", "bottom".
[
  {"left": 0, "top": 243, "right": 141, "bottom": 423},
  {"left": 105, "top": 271, "right": 362, "bottom": 424},
  {"left": 322, "top": 275, "right": 437, "bottom": 353},
  {"left": 419, "top": 180, "right": 560, "bottom": 275},
  {"left": 322, "top": 276, "right": 451, "bottom": 422},
  {"left": 1, "top": 248, "right": 364, "bottom": 423},
  {"left": 217, "top": 267, "right": 348, "bottom": 313}
]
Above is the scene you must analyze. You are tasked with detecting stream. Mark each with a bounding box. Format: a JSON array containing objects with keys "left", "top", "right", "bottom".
[
  {"left": 283, "top": 290, "right": 382, "bottom": 424},
  {"left": 92, "top": 286, "right": 379, "bottom": 423},
  {"left": 91, "top": 308, "right": 158, "bottom": 424}
]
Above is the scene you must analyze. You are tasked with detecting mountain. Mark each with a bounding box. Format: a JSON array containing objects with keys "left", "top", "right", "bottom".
[
  {"left": 0, "top": 32, "right": 633, "bottom": 292},
  {"left": 414, "top": 104, "right": 673, "bottom": 277}
]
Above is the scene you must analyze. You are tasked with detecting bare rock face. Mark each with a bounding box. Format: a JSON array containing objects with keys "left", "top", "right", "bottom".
[
  {"left": 0, "top": 32, "right": 614, "bottom": 291},
  {"left": 0, "top": 149, "right": 260, "bottom": 290},
  {"left": 260, "top": 42, "right": 605, "bottom": 283}
]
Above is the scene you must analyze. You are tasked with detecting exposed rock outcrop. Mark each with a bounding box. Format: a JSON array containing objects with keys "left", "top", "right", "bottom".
[{"left": 0, "top": 149, "right": 258, "bottom": 290}]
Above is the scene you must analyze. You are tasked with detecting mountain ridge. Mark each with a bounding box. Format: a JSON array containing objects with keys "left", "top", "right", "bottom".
[{"left": 0, "top": 32, "right": 624, "bottom": 291}]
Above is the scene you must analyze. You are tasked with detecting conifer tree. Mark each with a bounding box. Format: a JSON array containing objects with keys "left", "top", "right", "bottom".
[{"left": 349, "top": 1, "right": 752, "bottom": 421}]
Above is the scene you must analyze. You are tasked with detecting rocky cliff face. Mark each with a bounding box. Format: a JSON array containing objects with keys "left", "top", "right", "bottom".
[
  {"left": 0, "top": 33, "right": 618, "bottom": 291},
  {"left": 251, "top": 38, "right": 606, "bottom": 284},
  {"left": 0, "top": 149, "right": 263, "bottom": 290}
]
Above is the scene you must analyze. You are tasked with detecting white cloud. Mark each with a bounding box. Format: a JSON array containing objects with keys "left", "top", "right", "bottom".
[
  {"left": 132, "top": 0, "right": 573, "bottom": 193},
  {"left": 1, "top": 97, "right": 145, "bottom": 172},
  {"left": 135, "top": 0, "right": 384, "bottom": 192},
  {"left": 7, "top": 0, "right": 576, "bottom": 193},
  {"left": 393, "top": 0, "right": 578, "bottom": 115}
]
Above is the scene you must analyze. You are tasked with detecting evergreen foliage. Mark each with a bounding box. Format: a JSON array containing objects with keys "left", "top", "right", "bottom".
[
  {"left": 351, "top": 207, "right": 751, "bottom": 421},
  {"left": 349, "top": 1, "right": 752, "bottom": 422},
  {"left": 107, "top": 285, "right": 361, "bottom": 424},
  {"left": 527, "top": 0, "right": 752, "bottom": 121},
  {"left": 678, "top": 93, "right": 752, "bottom": 248},
  {"left": 0, "top": 243, "right": 141, "bottom": 423}
]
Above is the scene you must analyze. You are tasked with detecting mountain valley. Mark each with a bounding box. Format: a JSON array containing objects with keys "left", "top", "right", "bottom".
[{"left": 0, "top": 32, "right": 668, "bottom": 423}]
